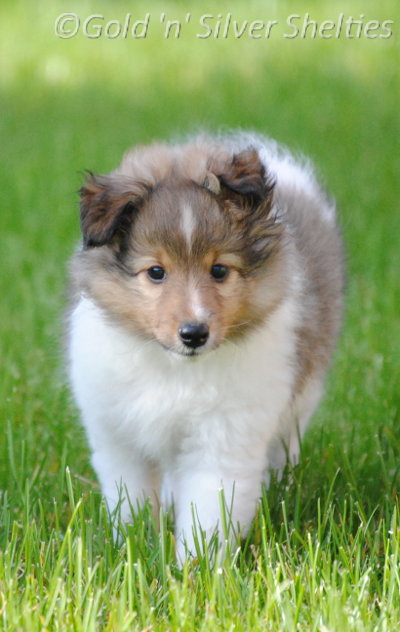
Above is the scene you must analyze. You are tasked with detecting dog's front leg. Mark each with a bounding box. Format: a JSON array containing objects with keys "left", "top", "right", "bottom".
[
  {"left": 171, "top": 462, "right": 263, "bottom": 562},
  {"left": 92, "top": 445, "right": 160, "bottom": 530}
]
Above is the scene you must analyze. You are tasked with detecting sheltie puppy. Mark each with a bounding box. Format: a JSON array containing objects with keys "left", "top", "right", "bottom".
[{"left": 67, "top": 131, "right": 344, "bottom": 558}]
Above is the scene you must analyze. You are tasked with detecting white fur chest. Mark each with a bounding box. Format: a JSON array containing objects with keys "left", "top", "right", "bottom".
[{"left": 68, "top": 296, "right": 298, "bottom": 463}]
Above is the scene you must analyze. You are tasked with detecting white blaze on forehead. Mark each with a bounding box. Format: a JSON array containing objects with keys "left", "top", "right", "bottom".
[{"left": 180, "top": 203, "right": 197, "bottom": 250}]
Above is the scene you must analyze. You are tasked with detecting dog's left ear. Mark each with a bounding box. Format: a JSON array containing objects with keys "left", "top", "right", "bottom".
[
  {"left": 216, "top": 149, "right": 274, "bottom": 205},
  {"left": 80, "top": 174, "right": 149, "bottom": 247},
  {"left": 212, "top": 149, "right": 280, "bottom": 265}
]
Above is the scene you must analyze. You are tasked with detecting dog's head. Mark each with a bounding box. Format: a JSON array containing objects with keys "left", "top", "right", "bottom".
[{"left": 73, "top": 142, "right": 285, "bottom": 356}]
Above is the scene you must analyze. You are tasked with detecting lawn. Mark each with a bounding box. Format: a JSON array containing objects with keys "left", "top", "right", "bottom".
[{"left": 0, "top": 0, "right": 399, "bottom": 629}]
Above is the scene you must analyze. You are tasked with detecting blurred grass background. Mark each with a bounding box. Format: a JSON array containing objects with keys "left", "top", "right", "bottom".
[{"left": 0, "top": 0, "right": 399, "bottom": 625}]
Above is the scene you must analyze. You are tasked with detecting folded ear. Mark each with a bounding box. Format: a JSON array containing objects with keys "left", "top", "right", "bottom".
[
  {"left": 80, "top": 174, "right": 150, "bottom": 247},
  {"left": 216, "top": 149, "right": 274, "bottom": 205},
  {"left": 213, "top": 149, "right": 280, "bottom": 266}
]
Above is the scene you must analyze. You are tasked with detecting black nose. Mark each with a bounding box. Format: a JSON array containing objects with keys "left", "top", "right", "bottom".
[{"left": 179, "top": 322, "right": 209, "bottom": 349}]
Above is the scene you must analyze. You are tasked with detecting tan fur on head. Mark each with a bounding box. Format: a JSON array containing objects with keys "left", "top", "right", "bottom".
[
  {"left": 73, "top": 141, "right": 284, "bottom": 356},
  {"left": 203, "top": 173, "right": 221, "bottom": 195}
]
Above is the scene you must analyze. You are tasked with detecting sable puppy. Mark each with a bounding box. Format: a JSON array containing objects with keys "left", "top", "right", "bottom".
[{"left": 67, "top": 132, "right": 344, "bottom": 558}]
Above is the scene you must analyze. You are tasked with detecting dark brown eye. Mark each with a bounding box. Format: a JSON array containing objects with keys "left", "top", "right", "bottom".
[
  {"left": 210, "top": 264, "right": 229, "bottom": 282},
  {"left": 147, "top": 266, "right": 166, "bottom": 282}
]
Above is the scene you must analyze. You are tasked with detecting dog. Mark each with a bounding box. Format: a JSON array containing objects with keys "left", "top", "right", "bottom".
[{"left": 67, "top": 131, "right": 344, "bottom": 558}]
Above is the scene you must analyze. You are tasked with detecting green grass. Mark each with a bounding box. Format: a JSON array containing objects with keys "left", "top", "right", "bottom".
[{"left": 0, "top": 0, "right": 399, "bottom": 629}]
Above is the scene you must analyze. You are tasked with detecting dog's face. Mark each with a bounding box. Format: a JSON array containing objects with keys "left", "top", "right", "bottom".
[{"left": 73, "top": 145, "right": 285, "bottom": 356}]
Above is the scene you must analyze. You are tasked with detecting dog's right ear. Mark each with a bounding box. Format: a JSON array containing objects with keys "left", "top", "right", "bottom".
[{"left": 80, "top": 174, "right": 150, "bottom": 247}]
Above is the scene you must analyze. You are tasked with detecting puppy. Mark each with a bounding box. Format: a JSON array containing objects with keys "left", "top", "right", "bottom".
[{"left": 67, "top": 132, "right": 344, "bottom": 558}]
